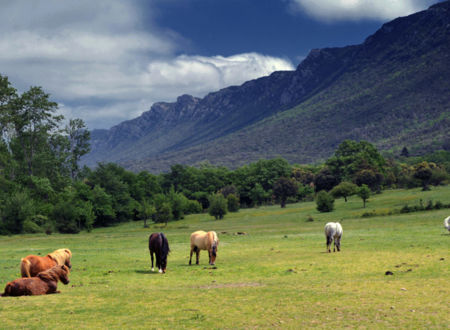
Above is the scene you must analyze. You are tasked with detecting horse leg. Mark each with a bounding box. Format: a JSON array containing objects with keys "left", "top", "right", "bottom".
[
  {"left": 156, "top": 254, "right": 162, "bottom": 273},
  {"left": 336, "top": 237, "right": 341, "bottom": 252},
  {"left": 151, "top": 251, "right": 154, "bottom": 271},
  {"left": 196, "top": 250, "right": 200, "bottom": 265},
  {"left": 326, "top": 236, "right": 332, "bottom": 253}
]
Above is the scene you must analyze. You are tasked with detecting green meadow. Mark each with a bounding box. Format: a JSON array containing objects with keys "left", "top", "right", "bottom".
[{"left": 0, "top": 187, "right": 449, "bottom": 329}]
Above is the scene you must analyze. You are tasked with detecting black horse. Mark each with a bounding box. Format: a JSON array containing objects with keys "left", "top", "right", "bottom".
[{"left": 148, "top": 233, "right": 170, "bottom": 273}]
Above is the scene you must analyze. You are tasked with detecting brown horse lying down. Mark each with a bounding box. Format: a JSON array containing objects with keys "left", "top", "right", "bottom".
[
  {"left": 1, "top": 265, "right": 70, "bottom": 297},
  {"left": 21, "top": 248, "right": 72, "bottom": 277}
]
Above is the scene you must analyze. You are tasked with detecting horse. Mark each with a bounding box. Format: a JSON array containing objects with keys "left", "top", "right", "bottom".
[
  {"left": 444, "top": 216, "right": 450, "bottom": 232},
  {"left": 189, "top": 231, "right": 219, "bottom": 266},
  {"left": 324, "top": 222, "right": 343, "bottom": 253},
  {"left": 20, "top": 248, "right": 72, "bottom": 278},
  {"left": 1, "top": 265, "right": 70, "bottom": 296},
  {"left": 148, "top": 233, "right": 170, "bottom": 273}
]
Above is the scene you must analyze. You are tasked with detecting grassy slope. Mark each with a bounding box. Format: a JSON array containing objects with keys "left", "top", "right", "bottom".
[{"left": 0, "top": 187, "right": 449, "bottom": 328}]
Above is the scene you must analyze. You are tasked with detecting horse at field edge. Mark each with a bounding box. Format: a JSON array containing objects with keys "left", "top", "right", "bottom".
[
  {"left": 189, "top": 230, "right": 219, "bottom": 266},
  {"left": 149, "top": 233, "right": 170, "bottom": 273}
]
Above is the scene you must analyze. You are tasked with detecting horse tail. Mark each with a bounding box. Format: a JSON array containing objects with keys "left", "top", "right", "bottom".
[
  {"left": 160, "top": 233, "right": 170, "bottom": 255},
  {"left": 20, "top": 258, "right": 32, "bottom": 278}
]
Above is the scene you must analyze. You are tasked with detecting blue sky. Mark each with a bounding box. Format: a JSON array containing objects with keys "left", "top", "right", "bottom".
[{"left": 0, "top": 0, "right": 439, "bottom": 129}]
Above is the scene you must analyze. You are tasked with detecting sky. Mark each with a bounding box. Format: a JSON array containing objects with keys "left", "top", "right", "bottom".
[{"left": 0, "top": 0, "right": 439, "bottom": 129}]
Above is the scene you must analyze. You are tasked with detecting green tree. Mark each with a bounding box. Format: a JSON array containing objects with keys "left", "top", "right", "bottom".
[
  {"left": 326, "top": 140, "right": 386, "bottom": 183},
  {"left": 227, "top": 193, "right": 240, "bottom": 212},
  {"left": 413, "top": 161, "right": 433, "bottom": 190},
  {"left": 139, "top": 199, "right": 156, "bottom": 228},
  {"left": 249, "top": 183, "right": 268, "bottom": 206},
  {"left": 64, "top": 119, "right": 90, "bottom": 179},
  {"left": 330, "top": 182, "right": 358, "bottom": 202},
  {"left": 273, "top": 177, "right": 298, "bottom": 208},
  {"left": 357, "top": 184, "right": 371, "bottom": 208},
  {"left": 316, "top": 190, "right": 335, "bottom": 212},
  {"left": 208, "top": 193, "right": 228, "bottom": 219}
]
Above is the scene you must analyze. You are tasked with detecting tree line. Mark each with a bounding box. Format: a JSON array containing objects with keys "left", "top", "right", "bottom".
[{"left": 1, "top": 75, "right": 449, "bottom": 234}]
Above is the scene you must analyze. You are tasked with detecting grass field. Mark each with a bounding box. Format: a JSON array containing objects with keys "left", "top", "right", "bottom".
[{"left": 0, "top": 187, "right": 449, "bottom": 328}]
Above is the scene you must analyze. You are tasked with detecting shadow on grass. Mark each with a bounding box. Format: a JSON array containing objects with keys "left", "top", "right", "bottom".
[{"left": 135, "top": 270, "right": 160, "bottom": 275}]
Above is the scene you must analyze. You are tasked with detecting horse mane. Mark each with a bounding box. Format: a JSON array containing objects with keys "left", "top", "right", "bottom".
[
  {"left": 37, "top": 265, "right": 69, "bottom": 282},
  {"left": 48, "top": 248, "right": 72, "bottom": 265},
  {"left": 160, "top": 233, "right": 170, "bottom": 256}
]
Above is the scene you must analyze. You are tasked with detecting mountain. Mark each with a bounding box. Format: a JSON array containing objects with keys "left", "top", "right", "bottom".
[{"left": 84, "top": 1, "right": 450, "bottom": 172}]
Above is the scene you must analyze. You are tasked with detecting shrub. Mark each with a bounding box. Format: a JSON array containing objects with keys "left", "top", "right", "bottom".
[
  {"left": 227, "top": 194, "right": 240, "bottom": 212},
  {"left": 185, "top": 199, "right": 203, "bottom": 214},
  {"left": 208, "top": 194, "right": 228, "bottom": 219},
  {"left": 316, "top": 190, "right": 335, "bottom": 212}
]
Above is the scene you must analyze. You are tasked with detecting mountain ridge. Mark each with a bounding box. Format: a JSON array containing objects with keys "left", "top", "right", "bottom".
[{"left": 84, "top": 1, "right": 450, "bottom": 172}]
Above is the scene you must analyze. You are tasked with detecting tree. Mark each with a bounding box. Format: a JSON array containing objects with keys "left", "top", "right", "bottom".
[
  {"left": 249, "top": 183, "right": 268, "bottom": 206},
  {"left": 139, "top": 199, "right": 156, "bottom": 228},
  {"left": 316, "top": 190, "right": 334, "bottom": 212},
  {"left": 154, "top": 202, "right": 172, "bottom": 226},
  {"left": 400, "top": 146, "right": 409, "bottom": 157},
  {"left": 273, "top": 177, "right": 298, "bottom": 208},
  {"left": 314, "top": 167, "right": 339, "bottom": 192},
  {"left": 413, "top": 161, "right": 433, "bottom": 190},
  {"left": 208, "top": 193, "right": 228, "bottom": 219},
  {"left": 326, "top": 140, "right": 386, "bottom": 183},
  {"left": 64, "top": 119, "right": 90, "bottom": 179},
  {"left": 354, "top": 169, "right": 384, "bottom": 192},
  {"left": 357, "top": 184, "right": 370, "bottom": 208},
  {"left": 330, "top": 182, "right": 358, "bottom": 202},
  {"left": 227, "top": 193, "right": 240, "bottom": 212}
]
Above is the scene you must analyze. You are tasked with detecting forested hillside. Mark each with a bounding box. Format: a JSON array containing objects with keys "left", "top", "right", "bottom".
[{"left": 85, "top": 1, "right": 450, "bottom": 173}]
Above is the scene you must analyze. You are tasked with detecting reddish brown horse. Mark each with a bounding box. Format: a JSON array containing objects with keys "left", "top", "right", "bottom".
[
  {"left": 189, "top": 231, "right": 219, "bottom": 266},
  {"left": 2, "top": 265, "right": 70, "bottom": 296},
  {"left": 20, "top": 248, "right": 72, "bottom": 277},
  {"left": 149, "top": 233, "right": 170, "bottom": 273}
]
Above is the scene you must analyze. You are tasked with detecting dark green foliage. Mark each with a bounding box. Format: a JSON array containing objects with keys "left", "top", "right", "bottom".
[
  {"left": 0, "top": 191, "right": 35, "bottom": 234},
  {"left": 185, "top": 199, "right": 203, "bottom": 215},
  {"left": 273, "top": 177, "right": 298, "bottom": 208},
  {"left": 330, "top": 182, "right": 358, "bottom": 202},
  {"left": 138, "top": 199, "right": 155, "bottom": 228},
  {"left": 315, "top": 190, "right": 335, "bottom": 213},
  {"left": 357, "top": 185, "right": 371, "bottom": 208},
  {"left": 208, "top": 193, "right": 228, "bottom": 220},
  {"left": 314, "top": 167, "right": 339, "bottom": 192},
  {"left": 227, "top": 194, "right": 240, "bottom": 212},
  {"left": 154, "top": 202, "right": 172, "bottom": 225}
]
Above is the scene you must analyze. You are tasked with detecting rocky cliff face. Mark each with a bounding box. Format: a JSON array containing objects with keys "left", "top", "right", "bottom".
[{"left": 84, "top": 1, "right": 450, "bottom": 172}]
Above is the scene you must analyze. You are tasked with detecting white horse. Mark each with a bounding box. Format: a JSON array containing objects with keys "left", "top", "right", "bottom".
[
  {"left": 444, "top": 216, "right": 450, "bottom": 232},
  {"left": 324, "top": 222, "right": 343, "bottom": 253}
]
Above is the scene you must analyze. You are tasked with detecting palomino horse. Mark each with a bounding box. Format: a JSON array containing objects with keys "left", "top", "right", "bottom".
[
  {"left": 189, "top": 231, "right": 219, "bottom": 265},
  {"left": 324, "top": 222, "right": 343, "bottom": 253},
  {"left": 20, "top": 249, "right": 72, "bottom": 278},
  {"left": 148, "top": 233, "right": 170, "bottom": 273},
  {"left": 2, "top": 265, "right": 70, "bottom": 296}
]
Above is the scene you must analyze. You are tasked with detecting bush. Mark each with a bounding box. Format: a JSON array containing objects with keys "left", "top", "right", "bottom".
[
  {"left": 316, "top": 190, "right": 335, "bottom": 212},
  {"left": 227, "top": 194, "right": 240, "bottom": 212},
  {"left": 0, "top": 191, "right": 35, "bottom": 235},
  {"left": 185, "top": 199, "right": 203, "bottom": 215},
  {"left": 208, "top": 194, "right": 228, "bottom": 219}
]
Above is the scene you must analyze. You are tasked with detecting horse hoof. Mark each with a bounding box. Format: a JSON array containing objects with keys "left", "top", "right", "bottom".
[
  {"left": 152, "top": 268, "right": 154, "bottom": 272},
  {"left": 158, "top": 269, "right": 162, "bottom": 273}
]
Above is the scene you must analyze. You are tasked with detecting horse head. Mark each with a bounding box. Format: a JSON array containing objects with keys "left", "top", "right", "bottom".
[{"left": 210, "top": 242, "right": 218, "bottom": 265}]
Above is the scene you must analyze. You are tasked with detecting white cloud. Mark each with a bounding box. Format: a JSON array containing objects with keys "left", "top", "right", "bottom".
[
  {"left": 0, "top": 1, "right": 294, "bottom": 129},
  {"left": 289, "top": 0, "right": 435, "bottom": 21}
]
